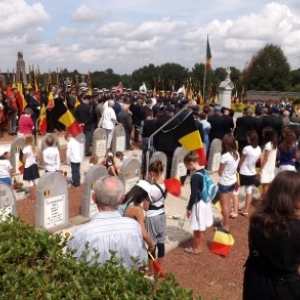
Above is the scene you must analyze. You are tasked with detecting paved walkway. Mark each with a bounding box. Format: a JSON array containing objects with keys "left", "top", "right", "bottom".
[{"left": 4, "top": 133, "right": 258, "bottom": 253}]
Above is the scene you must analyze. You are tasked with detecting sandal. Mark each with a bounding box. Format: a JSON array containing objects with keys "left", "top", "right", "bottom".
[
  {"left": 184, "top": 247, "right": 201, "bottom": 255},
  {"left": 239, "top": 210, "right": 248, "bottom": 217},
  {"left": 230, "top": 212, "right": 238, "bottom": 219}
]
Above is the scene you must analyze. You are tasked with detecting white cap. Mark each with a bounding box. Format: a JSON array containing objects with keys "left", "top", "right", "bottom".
[
  {"left": 0, "top": 146, "right": 10, "bottom": 157},
  {"left": 136, "top": 180, "right": 152, "bottom": 202}
]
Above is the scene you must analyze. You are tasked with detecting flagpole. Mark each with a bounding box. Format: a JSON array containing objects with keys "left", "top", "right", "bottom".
[
  {"left": 203, "top": 34, "right": 208, "bottom": 102},
  {"left": 145, "top": 102, "right": 191, "bottom": 179}
]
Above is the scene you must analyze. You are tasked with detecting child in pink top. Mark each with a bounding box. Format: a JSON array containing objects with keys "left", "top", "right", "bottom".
[{"left": 18, "top": 108, "right": 34, "bottom": 137}]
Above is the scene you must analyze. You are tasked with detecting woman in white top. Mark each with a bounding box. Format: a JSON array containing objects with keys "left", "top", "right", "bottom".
[
  {"left": 236, "top": 131, "right": 262, "bottom": 217},
  {"left": 218, "top": 133, "right": 240, "bottom": 232},
  {"left": 260, "top": 127, "right": 277, "bottom": 198},
  {"left": 101, "top": 100, "right": 117, "bottom": 149}
]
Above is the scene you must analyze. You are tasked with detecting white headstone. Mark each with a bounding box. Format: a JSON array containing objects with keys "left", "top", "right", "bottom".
[
  {"left": 81, "top": 166, "right": 108, "bottom": 218},
  {"left": 35, "top": 172, "right": 69, "bottom": 230},
  {"left": 118, "top": 158, "right": 140, "bottom": 193},
  {"left": 0, "top": 182, "right": 18, "bottom": 221},
  {"left": 10, "top": 137, "right": 24, "bottom": 174},
  {"left": 170, "top": 147, "right": 189, "bottom": 178},
  {"left": 147, "top": 151, "right": 167, "bottom": 180},
  {"left": 111, "top": 125, "right": 126, "bottom": 153},
  {"left": 207, "top": 139, "right": 222, "bottom": 172},
  {"left": 92, "top": 128, "right": 107, "bottom": 158}
]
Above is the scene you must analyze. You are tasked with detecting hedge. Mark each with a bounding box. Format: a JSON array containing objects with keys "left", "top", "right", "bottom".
[{"left": 0, "top": 216, "right": 202, "bottom": 299}]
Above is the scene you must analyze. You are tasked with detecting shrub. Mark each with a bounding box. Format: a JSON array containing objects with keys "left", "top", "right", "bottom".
[{"left": 0, "top": 216, "right": 201, "bottom": 299}]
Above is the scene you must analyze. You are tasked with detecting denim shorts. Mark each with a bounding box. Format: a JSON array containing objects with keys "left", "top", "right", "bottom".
[{"left": 218, "top": 182, "right": 236, "bottom": 194}]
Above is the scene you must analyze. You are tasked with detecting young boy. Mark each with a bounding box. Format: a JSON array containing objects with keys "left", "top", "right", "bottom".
[
  {"left": 115, "top": 151, "right": 128, "bottom": 167},
  {"left": 42, "top": 135, "right": 61, "bottom": 172},
  {"left": 65, "top": 132, "right": 82, "bottom": 187}
]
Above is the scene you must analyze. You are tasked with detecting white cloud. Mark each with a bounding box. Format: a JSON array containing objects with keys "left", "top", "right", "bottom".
[
  {"left": 72, "top": 4, "right": 108, "bottom": 22},
  {"left": 0, "top": 0, "right": 49, "bottom": 35}
]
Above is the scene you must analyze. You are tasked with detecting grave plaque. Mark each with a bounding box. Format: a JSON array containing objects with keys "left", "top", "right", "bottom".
[
  {"left": 170, "top": 147, "right": 189, "bottom": 178},
  {"left": 10, "top": 137, "right": 24, "bottom": 174},
  {"left": 75, "top": 133, "right": 85, "bottom": 159},
  {"left": 207, "top": 139, "right": 222, "bottom": 172},
  {"left": 81, "top": 166, "right": 108, "bottom": 218},
  {"left": 118, "top": 157, "right": 140, "bottom": 193},
  {"left": 0, "top": 182, "right": 18, "bottom": 221},
  {"left": 147, "top": 151, "right": 167, "bottom": 180},
  {"left": 35, "top": 172, "right": 69, "bottom": 230},
  {"left": 92, "top": 128, "right": 107, "bottom": 158},
  {"left": 40, "top": 133, "right": 60, "bottom": 168},
  {"left": 111, "top": 125, "right": 126, "bottom": 153}
]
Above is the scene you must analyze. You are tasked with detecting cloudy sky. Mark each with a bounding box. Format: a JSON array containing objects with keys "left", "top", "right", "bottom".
[{"left": 1, "top": 0, "right": 300, "bottom": 75}]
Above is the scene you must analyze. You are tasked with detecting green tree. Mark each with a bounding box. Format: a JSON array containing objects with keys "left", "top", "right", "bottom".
[{"left": 242, "top": 43, "right": 291, "bottom": 91}]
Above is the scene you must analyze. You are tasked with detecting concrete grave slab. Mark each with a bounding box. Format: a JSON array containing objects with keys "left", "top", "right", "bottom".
[
  {"left": 118, "top": 157, "right": 140, "bottom": 193},
  {"left": 92, "top": 128, "right": 107, "bottom": 158},
  {"left": 170, "top": 147, "right": 188, "bottom": 178},
  {"left": 0, "top": 182, "right": 18, "bottom": 220},
  {"left": 81, "top": 166, "right": 108, "bottom": 218},
  {"left": 207, "top": 139, "right": 222, "bottom": 172},
  {"left": 111, "top": 125, "right": 125, "bottom": 153},
  {"left": 10, "top": 137, "right": 24, "bottom": 174},
  {"left": 35, "top": 172, "right": 69, "bottom": 231}
]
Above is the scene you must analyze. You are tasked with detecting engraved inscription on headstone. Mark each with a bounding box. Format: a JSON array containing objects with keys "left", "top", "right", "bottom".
[
  {"left": 170, "top": 147, "right": 188, "bottom": 178},
  {"left": 81, "top": 166, "right": 108, "bottom": 218},
  {"left": 118, "top": 158, "right": 140, "bottom": 193},
  {"left": 40, "top": 133, "right": 60, "bottom": 168},
  {"left": 207, "top": 139, "right": 222, "bottom": 172},
  {"left": 0, "top": 182, "right": 18, "bottom": 221},
  {"left": 147, "top": 151, "right": 167, "bottom": 180},
  {"left": 35, "top": 172, "right": 69, "bottom": 230},
  {"left": 92, "top": 128, "right": 107, "bottom": 158},
  {"left": 10, "top": 137, "right": 24, "bottom": 174},
  {"left": 111, "top": 125, "right": 126, "bottom": 153}
]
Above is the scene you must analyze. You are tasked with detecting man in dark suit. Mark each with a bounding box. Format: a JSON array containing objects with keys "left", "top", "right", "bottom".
[
  {"left": 234, "top": 108, "right": 259, "bottom": 154},
  {"left": 208, "top": 106, "right": 226, "bottom": 141},
  {"left": 153, "top": 107, "right": 180, "bottom": 178},
  {"left": 75, "top": 95, "right": 95, "bottom": 156},
  {"left": 258, "top": 106, "right": 283, "bottom": 143},
  {"left": 117, "top": 104, "right": 132, "bottom": 150}
]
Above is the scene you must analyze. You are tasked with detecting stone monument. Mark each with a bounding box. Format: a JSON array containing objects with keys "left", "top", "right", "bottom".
[
  {"left": 35, "top": 172, "right": 69, "bottom": 231},
  {"left": 218, "top": 67, "right": 234, "bottom": 108},
  {"left": 16, "top": 52, "right": 27, "bottom": 85},
  {"left": 81, "top": 166, "right": 108, "bottom": 218},
  {"left": 0, "top": 182, "right": 18, "bottom": 221}
]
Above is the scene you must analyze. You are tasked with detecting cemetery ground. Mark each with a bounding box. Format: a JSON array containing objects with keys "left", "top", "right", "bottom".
[{"left": 1, "top": 132, "right": 249, "bottom": 300}]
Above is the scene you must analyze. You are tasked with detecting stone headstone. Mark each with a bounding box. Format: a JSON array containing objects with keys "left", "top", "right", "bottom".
[
  {"left": 111, "top": 125, "right": 126, "bottom": 153},
  {"left": 35, "top": 172, "right": 69, "bottom": 230},
  {"left": 0, "top": 182, "right": 18, "bottom": 220},
  {"left": 147, "top": 151, "right": 167, "bottom": 180},
  {"left": 10, "top": 137, "right": 24, "bottom": 174},
  {"left": 207, "top": 138, "right": 222, "bottom": 172},
  {"left": 74, "top": 132, "right": 85, "bottom": 159},
  {"left": 39, "top": 133, "right": 60, "bottom": 168},
  {"left": 118, "top": 157, "right": 140, "bottom": 193},
  {"left": 81, "top": 166, "right": 108, "bottom": 218},
  {"left": 92, "top": 128, "right": 107, "bottom": 158},
  {"left": 170, "top": 147, "right": 189, "bottom": 178}
]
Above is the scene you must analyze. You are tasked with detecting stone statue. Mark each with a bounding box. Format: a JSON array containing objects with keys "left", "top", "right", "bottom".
[
  {"left": 16, "top": 51, "right": 27, "bottom": 85},
  {"left": 225, "top": 67, "right": 231, "bottom": 81}
]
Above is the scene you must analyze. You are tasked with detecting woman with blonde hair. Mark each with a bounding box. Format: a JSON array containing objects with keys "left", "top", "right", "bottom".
[{"left": 22, "top": 134, "right": 40, "bottom": 201}]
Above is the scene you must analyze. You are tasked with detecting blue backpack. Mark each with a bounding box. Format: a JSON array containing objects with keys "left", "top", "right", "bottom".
[{"left": 194, "top": 170, "right": 217, "bottom": 203}]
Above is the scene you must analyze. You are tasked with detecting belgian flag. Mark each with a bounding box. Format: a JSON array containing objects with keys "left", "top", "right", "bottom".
[
  {"left": 206, "top": 35, "right": 212, "bottom": 71},
  {"left": 39, "top": 103, "right": 47, "bottom": 134},
  {"left": 175, "top": 113, "right": 206, "bottom": 166},
  {"left": 17, "top": 82, "right": 27, "bottom": 114},
  {"left": 51, "top": 99, "right": 81, "bottom": 137},
  {"left": 210, "top": 227, "right": 234, "bottom": 256}
]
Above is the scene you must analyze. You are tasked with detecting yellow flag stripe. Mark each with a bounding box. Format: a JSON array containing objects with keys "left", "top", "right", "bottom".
[
  {"left": 214, "top": 231, "right": 235, "bottom": 246},
  {"left": 58, "top": 110, "right": 75, "bottom": 127},
  {"left": 178, "top": 130, "right": 203, "bottom": 151}
]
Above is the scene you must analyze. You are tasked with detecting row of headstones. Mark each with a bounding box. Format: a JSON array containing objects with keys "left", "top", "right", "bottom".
[
  {"left": 3, "top": 139, "right": 222, "bottom": 231},
  {"left": 10, "top": 125, "right": 127, "bottom": 173}
]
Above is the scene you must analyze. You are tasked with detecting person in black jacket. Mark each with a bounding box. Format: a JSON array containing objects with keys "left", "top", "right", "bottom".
[
  {"left": 153, "top": 106, "right": 180, "bottom": 178},
  {"left": 75, "top": 95, "right": 95, "bottom": 156},
  {"left": 234, "top": 108, "right": 259, "bottom": 154},
  {"left": 117, "top": 104, "right": 132, "bottom": 150}
]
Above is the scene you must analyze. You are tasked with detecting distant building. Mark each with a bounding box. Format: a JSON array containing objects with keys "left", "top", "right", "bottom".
[{"left": 245, "top": 90, "right": 300, "bottom": 102}]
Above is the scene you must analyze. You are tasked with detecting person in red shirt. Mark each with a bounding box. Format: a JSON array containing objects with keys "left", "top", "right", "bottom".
[{"left": 18, "top": 108, "right": 34, "bottom": 137}]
